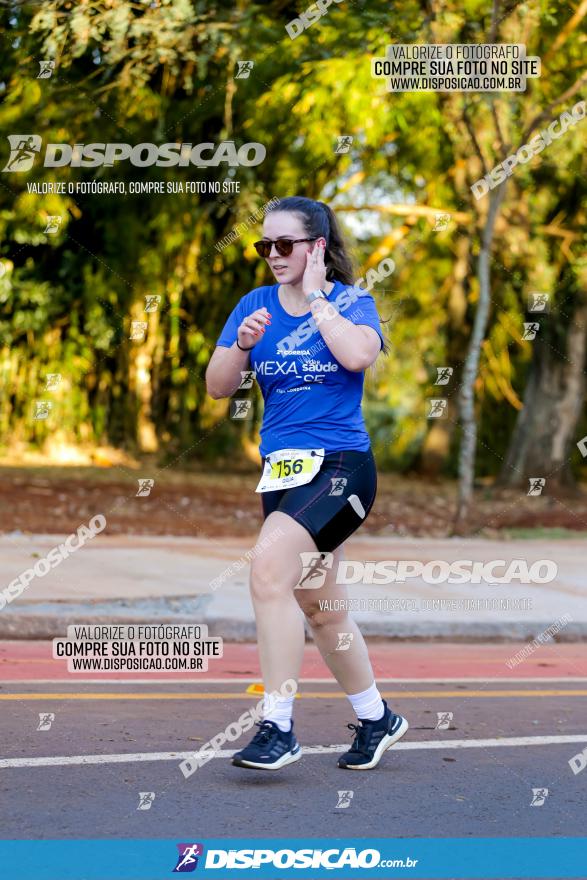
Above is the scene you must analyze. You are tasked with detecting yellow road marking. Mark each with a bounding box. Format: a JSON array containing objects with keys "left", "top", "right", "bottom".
[{"left": 0, "top": 689, "right": 586, "bottom": 700}]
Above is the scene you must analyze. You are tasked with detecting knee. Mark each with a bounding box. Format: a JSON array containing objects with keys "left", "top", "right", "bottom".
[
  {"left": 250, "top": 553, "right": 290, "bottom": 603},
  {"left": 301, "top": 601, "right": 348, "bottom": 630}
]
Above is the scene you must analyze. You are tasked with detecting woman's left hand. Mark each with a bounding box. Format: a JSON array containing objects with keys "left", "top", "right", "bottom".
[{"left": 302, "top": 241, "right": 327, "bottom": 297}]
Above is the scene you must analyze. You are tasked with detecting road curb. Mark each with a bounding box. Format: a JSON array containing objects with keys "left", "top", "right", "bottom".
[{"left": 1, "top": 597, "right": 585, "bottom": 642}]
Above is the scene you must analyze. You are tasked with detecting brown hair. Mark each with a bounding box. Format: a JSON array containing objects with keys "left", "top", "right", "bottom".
[
  {"left": 266, "top": 196, "right": 390, "bottom": 358},
  {"left": 265, "top": 196, "right": 355, "bottom": 285}
]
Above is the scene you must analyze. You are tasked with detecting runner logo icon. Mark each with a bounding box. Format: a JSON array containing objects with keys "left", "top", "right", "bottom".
[
  {"left": 173, "top": 843, "right": 204, "bottom": 872},
  {"left": 297, "top": 552, "right": 334, "bottom": 589},
  {"left": 3, "top": 135, "right": 42, "bottom": 172}
]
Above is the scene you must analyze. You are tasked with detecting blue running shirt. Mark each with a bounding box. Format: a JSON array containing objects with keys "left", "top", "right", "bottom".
[{"left": 216, "top": 280, "right": 385, "bottom": 456}]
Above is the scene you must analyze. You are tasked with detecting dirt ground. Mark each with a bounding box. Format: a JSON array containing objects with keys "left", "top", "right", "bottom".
[{"left": 1, "top": 465, "right": 586, "bottom": 539}]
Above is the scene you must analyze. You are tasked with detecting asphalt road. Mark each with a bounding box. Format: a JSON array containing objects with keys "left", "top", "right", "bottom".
[{"left": 1, "top": 641, "right": 586, "bottom": 847}]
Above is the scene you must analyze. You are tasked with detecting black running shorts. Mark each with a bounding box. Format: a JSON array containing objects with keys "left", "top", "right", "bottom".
[{"left": 260, "top": 448, "right": 377, "bottom": 553}]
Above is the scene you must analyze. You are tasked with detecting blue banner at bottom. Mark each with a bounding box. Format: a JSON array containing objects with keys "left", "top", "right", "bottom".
[{"left": 1, "top": 837, "right": 586, "bottom": 879}]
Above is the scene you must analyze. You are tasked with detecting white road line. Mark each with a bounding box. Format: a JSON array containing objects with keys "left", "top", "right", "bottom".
[{"left": 2, "top": 734, "right": 587, "bottom": 769}]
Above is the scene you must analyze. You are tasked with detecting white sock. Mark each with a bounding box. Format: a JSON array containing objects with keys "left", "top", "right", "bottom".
[
  {"left": 263, "top": 694, "right": 294, "bottom": 732},
  {"left": 347, "top": 682, "right": 385, "bottom": 722}
]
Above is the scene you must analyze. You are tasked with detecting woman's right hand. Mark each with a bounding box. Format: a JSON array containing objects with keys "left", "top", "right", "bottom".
[{"left": 237, "top": 307, "right": 271, "bottom": 349}]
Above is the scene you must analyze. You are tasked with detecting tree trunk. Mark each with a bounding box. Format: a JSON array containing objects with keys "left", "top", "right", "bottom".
[
  {"left": 497, "top": 297, "right": 587, "bottom": 490},
  {"left": 420, "top": 234, "right": 470, "bottom": 476},
  {"left": 453, "top": 182, "right": 507, "bottom": 531}
]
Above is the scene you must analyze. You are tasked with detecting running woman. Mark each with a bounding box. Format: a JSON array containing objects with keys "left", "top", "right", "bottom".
[{"left": 205, "top": 196, "right": 408, "bottom": 771}]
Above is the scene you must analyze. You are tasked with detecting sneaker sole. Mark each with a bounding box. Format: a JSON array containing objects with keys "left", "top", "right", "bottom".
[
  {"left": 232, "top": 746, "right": 302, "bottom": 771},
  {"left": 338, "top": 716, "right": 409, "bottom": 771}
]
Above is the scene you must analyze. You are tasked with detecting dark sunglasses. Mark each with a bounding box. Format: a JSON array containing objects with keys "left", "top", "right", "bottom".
[{"left": 253, "top": 237, "right": 317, "bottom": 258}]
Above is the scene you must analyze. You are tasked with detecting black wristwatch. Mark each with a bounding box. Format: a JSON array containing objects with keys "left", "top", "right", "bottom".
[{"left": 236, "top": 339, "right": 254, "bottom": 351}]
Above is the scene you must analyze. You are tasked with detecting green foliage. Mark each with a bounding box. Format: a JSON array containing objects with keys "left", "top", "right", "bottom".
[{"left": 0, "top": 0, "right": 584, "bottom": 473}]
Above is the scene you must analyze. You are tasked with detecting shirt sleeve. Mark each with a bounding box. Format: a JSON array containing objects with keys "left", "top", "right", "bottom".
[
  {"left": 216, "top": 298, "right": 246, "bottom": 348},
  {"left": 344, "top": 289, "right": 386, "bottom": 351}
]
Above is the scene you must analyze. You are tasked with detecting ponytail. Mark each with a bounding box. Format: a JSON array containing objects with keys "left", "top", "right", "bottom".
[{"left": 315, "top": 201, "right": 356, "bottom": 285}]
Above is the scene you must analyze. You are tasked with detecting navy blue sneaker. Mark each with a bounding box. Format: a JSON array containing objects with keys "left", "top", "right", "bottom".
[
  {"left": 232, "top": 720, "right": 302, "bottom": 771},
  {"left": 338, "top": 700, "right": 408, "bottom": 770}
]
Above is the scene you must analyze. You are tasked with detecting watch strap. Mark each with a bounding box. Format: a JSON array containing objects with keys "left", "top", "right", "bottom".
[{"left": 306, "top": 289, "right": 327, "bottom": 305}]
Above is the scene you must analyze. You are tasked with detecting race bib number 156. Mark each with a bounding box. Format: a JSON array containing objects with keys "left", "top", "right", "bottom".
[{"left": 255, "top": 448, "right": 325, "bottom": 492}]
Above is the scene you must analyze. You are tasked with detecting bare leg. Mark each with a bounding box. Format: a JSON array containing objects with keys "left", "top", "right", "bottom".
[
  {"left": 294, "top": 543, "right": 375, "bottom": 695},
  {"left": 249, "top": 511, "right": 316, "bottom": 694}
]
